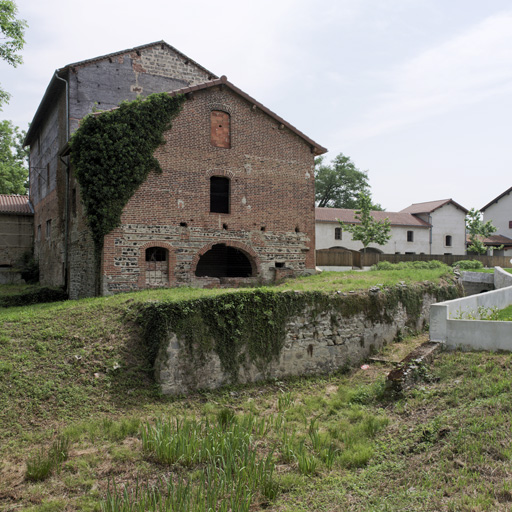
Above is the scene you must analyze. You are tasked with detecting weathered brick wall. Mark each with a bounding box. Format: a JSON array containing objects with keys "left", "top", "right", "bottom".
[
  {"left": 0, "top": 213, "right": 33, "bottom": 266},
  {"left": 99, "top": 85, "right": 316, "bottom": 295},
  {"left": 31, "top": 42, "right": 215, "bottom": 293}
]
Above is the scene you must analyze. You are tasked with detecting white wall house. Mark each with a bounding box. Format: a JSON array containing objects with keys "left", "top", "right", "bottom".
[
  {"left": 316, "top": 199, "right": 468, "bottom": 255},
  {"left": 481, "top": 187, "right": 512, "bottom": 256},
  {"left": 400, "top": 199, "right": 467, "bottom": 255}
]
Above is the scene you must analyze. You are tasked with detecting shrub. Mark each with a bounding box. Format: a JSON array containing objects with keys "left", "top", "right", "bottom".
[
  {"left": 453, "top": 260, "right": 484, "bottom": 270},
  {"left": 371, "top": 260, "right": 446, "bottom": 271},
  {"left": 0, "top": 287, "right": 68, "bottom": 307}
]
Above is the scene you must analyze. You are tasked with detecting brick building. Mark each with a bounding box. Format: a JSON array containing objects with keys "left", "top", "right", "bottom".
[{"left": 24, "top": 42, "right": 326, "bottom": 298}]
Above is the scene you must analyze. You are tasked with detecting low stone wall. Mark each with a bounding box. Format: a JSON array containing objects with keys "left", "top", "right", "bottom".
[
  {"left": 144, "top": 285, "right": 460, "bottom": 395},
  {"left": 495, "top": 266, "right": 512, "bottom": 289}
]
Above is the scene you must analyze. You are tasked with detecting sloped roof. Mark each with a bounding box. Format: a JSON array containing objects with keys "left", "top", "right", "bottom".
[
  {"left": 466, "top": 234, "right": 512, "bottom": 247},
  {"left": 315, "top": 207, "right": 430, "bottom": 227},
  {"left": 480, "top": 186, "right": 512, "bottom": 212},
  {"left": 25, "top": 41, "right": 217, "bottom": 146},
  {"left": 400, "top": 198, "right": 468, "bottom": 215},
  {"left": 167, "top": 76, "right": 327, "bottom": 155},
  {"left": 0, "top": 194, "right": 33, "bottom": 215}
]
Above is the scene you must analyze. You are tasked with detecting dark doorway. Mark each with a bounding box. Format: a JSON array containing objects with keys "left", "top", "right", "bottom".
[{"left": 195, "top": 244, "right": 253, "bottom": 277}]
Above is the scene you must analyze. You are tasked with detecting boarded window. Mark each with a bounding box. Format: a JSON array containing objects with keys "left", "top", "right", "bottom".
[
  {"left": 407, "top": 230, "right": 414, "bottom": 242},
  {"left": 210, "top": 176, "right": 230, "bottom": 213},
  {"left": 196, "top": 244, "right": 253, "bottom": 278},
  {"left": 211, "top": 111, "right": 231, "bottom": 148},
  {"left": 334, "top": 227, "right": 342, "bottom": 240},
  {"left": 445, "top": 235, "right": 452, "bottom": 247},
  {"left": 145, "top": 247, "right": 169, "bottom": 287}
]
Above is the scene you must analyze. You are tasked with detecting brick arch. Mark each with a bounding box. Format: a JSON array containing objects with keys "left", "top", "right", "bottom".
[
  {"left": 208, "top": 103, "right": 233, "bottom": 115},
  {"left": 192, "top": 240, "right": 261, "bottom": 277},
  {"left": 137, "top": 241, "right": 176, "bottom": 288},
  {"left": 205, "top": 169, "right": 235, "bottom": 180}
]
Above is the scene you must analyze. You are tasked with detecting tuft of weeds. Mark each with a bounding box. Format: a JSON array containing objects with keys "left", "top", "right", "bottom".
[{"left": 25, "top": 435, "right": 70, "bottom": 482}]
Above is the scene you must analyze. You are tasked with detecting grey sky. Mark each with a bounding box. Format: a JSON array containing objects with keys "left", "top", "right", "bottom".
[{"left": 2, "top": 0, "right": 512, "bottom": 211}]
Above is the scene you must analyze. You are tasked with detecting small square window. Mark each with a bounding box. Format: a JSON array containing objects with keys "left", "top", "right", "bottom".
[
  {"left": 334, "top": 227, "right": 342, "bottom": 240},
  {"left": 407, "top": 230, "right": 414, "bottom": 242}
]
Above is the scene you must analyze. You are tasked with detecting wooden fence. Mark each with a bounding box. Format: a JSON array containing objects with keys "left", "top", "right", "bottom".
[{"left": 316, "top": 249, "right": 512, "bottom": 269}]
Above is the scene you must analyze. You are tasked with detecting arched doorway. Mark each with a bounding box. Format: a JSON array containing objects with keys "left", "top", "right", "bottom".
[
  {"left": 145, "top": 246, "right": 169, "bottom": 287},
  {"left": 195, "top": 243, "right": 253, "bottom": 278}
]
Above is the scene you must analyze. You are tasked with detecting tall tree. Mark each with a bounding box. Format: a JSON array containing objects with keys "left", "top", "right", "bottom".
[
  {"left": 315, "top": 153, "right": 383, "bottom": 210},
  {"left": 466, "top": 208, "right": 502, "bottom": 255},
  {"left": 0, "top": 0, "right": 27, "bottom": 108},
  {"left": 341, "top": 192, "right": 391, "bottom": 255},
  {"left": 0, "top": 120, "right": 28, "bottom": 194}
]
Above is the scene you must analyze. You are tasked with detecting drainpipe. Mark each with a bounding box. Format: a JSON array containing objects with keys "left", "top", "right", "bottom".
[
  {"left": 54, "top": 72, "right": 70, "bottom": 291},
  {"left": 428, "top": 214, "right": 432, "bottom": 255}
]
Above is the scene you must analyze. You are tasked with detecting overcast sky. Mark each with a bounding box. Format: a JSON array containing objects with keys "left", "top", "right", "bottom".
[{"left": 2, "top": 0, "right": 512, "bottom": 212}]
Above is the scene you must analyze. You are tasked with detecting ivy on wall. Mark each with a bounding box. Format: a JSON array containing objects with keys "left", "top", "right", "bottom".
[
  {"left": 69, "top": 92, "right": 185, "bottom": 291},
  {"left": 138, "top": 283, "right": 461, "bottom": 384}
]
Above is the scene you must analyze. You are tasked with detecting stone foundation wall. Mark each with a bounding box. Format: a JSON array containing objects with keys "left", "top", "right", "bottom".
[{"left": 155, "top": 291, "right": 438, "bottom": 395}]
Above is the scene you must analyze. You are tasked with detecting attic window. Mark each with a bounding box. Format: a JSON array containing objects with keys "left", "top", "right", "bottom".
[
  {"left": 211, "top": 111, "right": 231, "bottom": 148},
  {"left": 210, "top": 176, "right": 230, "bottom": 214}
]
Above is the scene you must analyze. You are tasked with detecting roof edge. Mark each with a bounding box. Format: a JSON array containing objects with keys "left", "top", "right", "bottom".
[{"left": 481, "top": 186, "right": 512, "bottom": 212}]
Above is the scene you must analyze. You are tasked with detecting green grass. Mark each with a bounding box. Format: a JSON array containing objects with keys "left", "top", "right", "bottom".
[
  {"left": 2, "top": 268, "right": 497, "bottom": 511},
  {"left": 498, "top": 304, "right": 512, "bottom": 321}
]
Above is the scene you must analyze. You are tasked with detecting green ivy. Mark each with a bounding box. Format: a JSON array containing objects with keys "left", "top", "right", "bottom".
[
  {"left": 69, "top": 92, "right": 185, "bottom": 292},
  {"left": 137, "top": 283, "right": 461, "bottom": 385}
]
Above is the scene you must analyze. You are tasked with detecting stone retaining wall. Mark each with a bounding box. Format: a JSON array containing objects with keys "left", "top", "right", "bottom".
[{"left": 155, "top": 290, "right": 441, "bottom": 395}]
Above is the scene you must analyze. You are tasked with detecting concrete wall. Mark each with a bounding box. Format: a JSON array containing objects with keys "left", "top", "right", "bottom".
[
  {"left": 0, "top": 213, "right": 33, "bottom": 266},
  {"left": 495, "top": 266, "right": 512, "bottom": 289},
  {"left": 430, "top": 284, "right": 512, "bottom": 350},
  {"left": 315, "top": 221, "right": 430, "bottom": 253},
  {"left": 156, "top": 291, "right": 437, "bottom": 395}
]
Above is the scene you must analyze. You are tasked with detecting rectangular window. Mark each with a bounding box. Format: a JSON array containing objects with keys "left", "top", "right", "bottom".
[
  {"left": 37, "top": 225, "right": 41, "bottom": 242},
  {"left": 46, "top": 163, "right": 50, "bottom": 191},
  {"left": 445, "top": 235, "right": 452, "bottom": 247},
  {"left": 509, "top": 221, "right": 512, "bottom": 229},
  {"left": 334, "top": 227, "right": 342, "bottom": 240},
  {"left": 45, "top": 219, "right": 52, "bottom": 240},
  {"left": 211, "top": 111, "right": 231, "bottom": 149},
  {"left": 407, "top": 230, "right": 414, "bottom": 242},
  {"left": 210, "top": 176, "right": 230, "bottom": 213}
]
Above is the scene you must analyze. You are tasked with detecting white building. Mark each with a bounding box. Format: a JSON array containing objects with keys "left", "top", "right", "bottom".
[
  {"left": 480, "top": 187, "right": 512, "bottom": 256},
  {"left": 316, "top": 199, "right": 468, "bottom": 255}
]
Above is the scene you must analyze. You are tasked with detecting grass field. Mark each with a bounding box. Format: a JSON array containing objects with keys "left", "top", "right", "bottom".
[{"left": 4, "top": 267, "right": 512, "bottom": 511}]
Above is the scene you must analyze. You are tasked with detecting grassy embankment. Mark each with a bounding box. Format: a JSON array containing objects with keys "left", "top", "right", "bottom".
[{"left": 4, "top": 267, "right": 512, "bottom": 511}]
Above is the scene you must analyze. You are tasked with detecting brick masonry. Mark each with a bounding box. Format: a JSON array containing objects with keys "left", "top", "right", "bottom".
[{"left": 93, "top": 84, "right": 317, "bottom": 297}]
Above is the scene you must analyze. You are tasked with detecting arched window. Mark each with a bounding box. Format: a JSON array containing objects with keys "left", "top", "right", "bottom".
[{"left": 210, "top": 176, "right": 230, "bottom": 214}]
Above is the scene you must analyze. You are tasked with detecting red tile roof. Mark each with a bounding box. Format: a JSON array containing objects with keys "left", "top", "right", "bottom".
[
  {"left": 465, "top": 234, "right": 512, "bottom": 247},
  {"left": 400, "top": 198, "right": 468, "bottom": 214},
  {"left": 315, "top": 207, "right": 430, "bottom": 227},
  {"left": 0, "top": 194, "right": 33, "bottom": 214}
]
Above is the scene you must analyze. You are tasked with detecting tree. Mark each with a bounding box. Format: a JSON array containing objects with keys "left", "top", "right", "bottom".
[
  {"left": 315, "top": 153, "right": 383, "bottom": 210},
  {"left": 341, "top": 192, "right": 391, "bottom": 255},
  {"left": 0, "top": 0, "right": 27, "bottom": 108},
  {"left": 466, "top": 208, "right": 502, "bottom": 255},
  {"left": 0, "top": 120, "right": 28, "bottom": 194}
]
